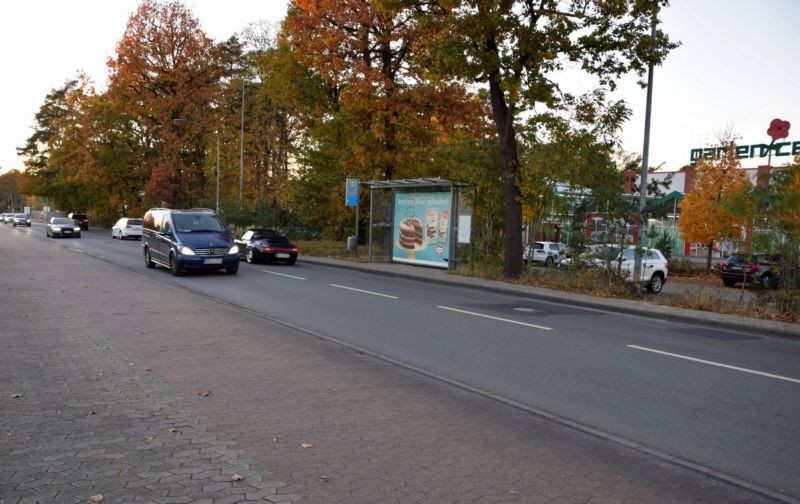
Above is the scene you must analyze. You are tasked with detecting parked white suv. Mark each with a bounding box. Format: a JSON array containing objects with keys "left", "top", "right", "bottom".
[
  {"left": 614, "top": 246, "right": 669, "bottom": 293},
  {"left": 524, "top": 241, "right": 567, "bottom": 267}
]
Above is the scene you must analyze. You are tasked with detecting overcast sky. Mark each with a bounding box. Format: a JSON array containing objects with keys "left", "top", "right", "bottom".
[{"left": 1, "top": 0, "right": 798, "bottom": 175}]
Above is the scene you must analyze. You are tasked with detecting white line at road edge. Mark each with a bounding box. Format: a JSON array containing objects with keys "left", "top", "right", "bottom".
[
  {"left": 329, "top": 284, "right": 398, "bottom": 299},
  {"left": 437, "top": 306, "right": 553, "bottom": 331},
  {"left": 626, "top": 345, "right": 800, "bottom": 385},
  {"left": 261, "top": 269, "right": 306, "bottom": 280}
]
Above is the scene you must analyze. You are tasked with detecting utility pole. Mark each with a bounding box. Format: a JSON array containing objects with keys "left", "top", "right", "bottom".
[{"left": 634, "top": 10, "right": 658, "bottom": 281}]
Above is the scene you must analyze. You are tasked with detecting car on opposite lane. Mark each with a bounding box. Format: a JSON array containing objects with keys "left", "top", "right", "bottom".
[
  {"left": 235, "top": 228, "right": 299, "bottom": 265},
  {"left": 112, "top": 217, "right": 143, "bottom": 240},
  {"left": 2, "top": 213, "right": 15, "bottom": 224},
  {"left": 12, "top": 213, "right": 31, "bottom": 227},
  {"left": 46, "top": 217, "right": 82, "bottom": 238}
]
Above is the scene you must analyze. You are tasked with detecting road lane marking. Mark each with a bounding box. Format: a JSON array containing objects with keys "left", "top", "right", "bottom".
[
  {"left": 626, "top": 345, "right": 800, "bottom": 385},
  {"left": 261, "top": 269, "right": 306, "bottom": 280},
  {"left": 330, "top": 284, "right": 398, "bottom": 299},
  {"left": 437, "top": 306, "right": 553, "bottom": 331}
]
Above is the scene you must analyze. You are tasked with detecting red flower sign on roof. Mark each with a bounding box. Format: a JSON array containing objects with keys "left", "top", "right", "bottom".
[{"left": 767, "top": 118, "right": 790, "bottom": 142}]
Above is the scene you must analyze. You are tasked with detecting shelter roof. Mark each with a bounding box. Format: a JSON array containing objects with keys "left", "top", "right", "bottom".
[{"left": 362, "top": 177, "right": 469, "bottom": 188}]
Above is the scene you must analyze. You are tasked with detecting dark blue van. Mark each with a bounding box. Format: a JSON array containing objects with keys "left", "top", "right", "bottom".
[{"left": 141, "top": 208, "right": 239, "bottom": 276}]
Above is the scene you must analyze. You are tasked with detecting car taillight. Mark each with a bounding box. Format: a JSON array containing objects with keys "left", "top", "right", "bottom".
[
  {"left": 83, "top": 219, "right": 89, "bottom": 222},
  {"left": 290, "top": 248, "right": 298, "bottom": 253},
  {"left": 262, "top": 247, "right": 273, "bottom": 252}
]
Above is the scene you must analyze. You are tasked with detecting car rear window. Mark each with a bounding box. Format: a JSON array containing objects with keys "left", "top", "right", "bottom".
[{"left": 128, "top": 219, "right": 143, "bottom": 225}]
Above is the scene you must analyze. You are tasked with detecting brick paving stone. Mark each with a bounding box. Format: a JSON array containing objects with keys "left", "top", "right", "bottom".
[{"left": 0, "top": 227, "right": 783, "bottom": 504}]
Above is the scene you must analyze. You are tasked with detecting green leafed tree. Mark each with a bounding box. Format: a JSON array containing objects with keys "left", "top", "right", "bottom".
[{"left": 413, "top": 0, "right": 678, "bottom": 277}]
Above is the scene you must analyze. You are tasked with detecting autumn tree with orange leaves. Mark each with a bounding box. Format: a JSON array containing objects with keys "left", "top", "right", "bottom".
[
  {"left": 678, "top": 144, "right": 752, "bottom": 272},
  {"left": 107, "top": 0, "right": 225, "bottom": 208}
]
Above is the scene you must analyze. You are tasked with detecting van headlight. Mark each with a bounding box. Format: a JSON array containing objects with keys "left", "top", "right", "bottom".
[
  {"left": 179, "top": 246, "right": 195, "bottom": 255},
  {"left": 228, "top": 245, "right": 239, "bottom": 255}
]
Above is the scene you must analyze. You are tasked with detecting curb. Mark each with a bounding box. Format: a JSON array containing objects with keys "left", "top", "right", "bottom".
[{"left": 300, "top": 256, "right": 800, "bottom": 340}]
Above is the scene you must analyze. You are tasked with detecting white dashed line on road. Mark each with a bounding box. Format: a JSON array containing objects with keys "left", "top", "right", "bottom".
[
  {"left": 329, "top": 284, "right": 398, "bottom": 299},
  {"left": 261, "top": 269, "right": 306, "bottom": 280},
  {"left": 437, "top": 306, "right": 553, "bottom": 331},
  {"left": 626, "top": 345, "right": 800, "bottom": 384}
]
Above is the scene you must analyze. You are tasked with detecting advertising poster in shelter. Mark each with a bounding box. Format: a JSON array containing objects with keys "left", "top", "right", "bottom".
[{"left": 393, "top": 191, "right": 452, "bottom": 268}]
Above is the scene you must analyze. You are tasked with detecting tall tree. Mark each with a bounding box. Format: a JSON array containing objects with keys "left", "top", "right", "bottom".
[
  {"left": 678, "top": 143, "right": 751, "bottom": 272},
  {"left": 107, "top": 0, "right": 225, "bottom": 208},
  {"left": 283, "top": 0, "right": 488, "bottom": 238},
  {"left": 414, "top": 0, "right": 677, "bottom": 277}
]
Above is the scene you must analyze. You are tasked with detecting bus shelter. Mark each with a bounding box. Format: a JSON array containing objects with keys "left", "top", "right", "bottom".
[{"left": 362, "top": 178, "right": 473, "bottom": 271}]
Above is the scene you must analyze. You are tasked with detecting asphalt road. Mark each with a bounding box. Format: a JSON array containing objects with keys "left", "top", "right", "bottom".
[{"left": 7, "top": 222, "right": 800, "bottom": 501}]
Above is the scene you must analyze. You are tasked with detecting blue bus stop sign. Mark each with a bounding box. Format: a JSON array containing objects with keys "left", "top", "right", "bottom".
[{"left": 345, "top": 178, "right": 359, "bottom": 207}]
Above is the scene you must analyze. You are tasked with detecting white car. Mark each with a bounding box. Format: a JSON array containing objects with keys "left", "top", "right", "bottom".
[
  {"left": 111, "top": 217, "right": 143, "bottom": 240},
  {"left": 614, "top": 246, "right": 669, "bottom": 293},
  {"left": 2, "top": 213, "right": 15, "bottom": 224},
  {"left": 524, "top": 241, "right": 567, "bottom": 267}
]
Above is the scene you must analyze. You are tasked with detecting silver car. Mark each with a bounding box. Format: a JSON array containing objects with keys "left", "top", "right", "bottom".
[
  {"left": 12, "top": 213, "right": 31, "bottom": 227},
  {"left": 111, "top": 217, "right": 143, "bottom": 240},
  {"left": 46, "top": 217, "right": 81, "bottom": 238}
]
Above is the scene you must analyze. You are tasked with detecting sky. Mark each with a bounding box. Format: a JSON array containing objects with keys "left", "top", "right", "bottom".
[{"left": 1, "top": 0, "right": 798, "bottom": 175}]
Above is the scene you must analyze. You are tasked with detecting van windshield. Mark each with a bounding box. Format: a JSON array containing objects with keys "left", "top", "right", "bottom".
[{"left": 172, "top": 213, "right": 225, "bottom": 233}]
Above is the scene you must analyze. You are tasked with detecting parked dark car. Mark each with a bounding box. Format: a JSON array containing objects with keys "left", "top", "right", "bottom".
[
  {"left": 68, "top": 212, "right": 90, "bottom": 230},
  {"left": 46, "top": 217, "right": 81, "bottom": 238},
  {"left": 720, "top": 253, "right": 777, "bottom": 288},
  {"left": 235, "top": 228, "right": 299, "bottom": 265}
]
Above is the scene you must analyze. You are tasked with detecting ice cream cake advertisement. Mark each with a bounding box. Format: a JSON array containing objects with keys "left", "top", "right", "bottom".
[{"left": 392, "top": 191, "right": 451, "bottom": 268}]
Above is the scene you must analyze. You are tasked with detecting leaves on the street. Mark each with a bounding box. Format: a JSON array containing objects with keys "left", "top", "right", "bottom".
[
  {"left": 11, "top": 393, "right": 23, "bottom": 399},
  {"left": 90, "top": 494, "right": 104, "bottom": 502},
  {"left": 232, "top": 473, "right": 245, "bottom": 481},
  {"left": 300, "top": 442, "right": 314, "bottom": 449},
  {"left": 142, "top": 436, "right": 154, "bottom": 443},
  {"left": 143, "top": 368, "right": 152, "bottom": 372},
  {"left": 168, "top": 427, "right": 178, "bottom": 433},
  {"left": 198, "top": 390, "right": 213, "bottom": 397}
]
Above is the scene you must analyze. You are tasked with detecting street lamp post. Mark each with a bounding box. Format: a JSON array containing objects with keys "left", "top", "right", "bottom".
[
  {"left": 239, "top": 79, "right": 245, "bottom": 211},
  {"left": 173, "top": 118, "right": 220, "bottom": 213}
]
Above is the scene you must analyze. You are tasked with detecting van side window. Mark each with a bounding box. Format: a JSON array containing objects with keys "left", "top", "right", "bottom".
[
  {"left": 143, "top": 212, "right": 155, "bottom": 231},
  {"left": 162, "top": 217, "right": 172, "bottom": 234}
]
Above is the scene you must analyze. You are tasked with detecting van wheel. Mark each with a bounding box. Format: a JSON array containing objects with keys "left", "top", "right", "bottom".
[
  {"left": 647, "top": 273, "right": 664, "bottom": 294},
  {"left": 144, "top": 249, "right": 155, "bottom": 268},
  {"left": 169, "top": 255, "right": 183, "bottom": 276}
]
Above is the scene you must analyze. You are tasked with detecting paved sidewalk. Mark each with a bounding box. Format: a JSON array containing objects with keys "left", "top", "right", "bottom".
[
  {"left": 299, "top": 256, "right": 799, "bottom": 338},
  {"left": 0, "top": 233, "right": 780, "bottom": 503}
]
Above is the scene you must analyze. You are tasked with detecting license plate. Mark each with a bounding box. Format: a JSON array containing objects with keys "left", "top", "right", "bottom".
[
  {"left": 276, "top": 253, "right": 290, "bottom": 259},
  {"left": 64, "top": 230, "right": 72, "bottom": 234},
  {"left": 204, "top": 258, "right": 222, "bottom": 264}
]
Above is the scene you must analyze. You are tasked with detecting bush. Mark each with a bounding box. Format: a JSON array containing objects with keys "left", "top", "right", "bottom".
[{"left": 668, "top": 258, "right": 707, "bottom": 276}]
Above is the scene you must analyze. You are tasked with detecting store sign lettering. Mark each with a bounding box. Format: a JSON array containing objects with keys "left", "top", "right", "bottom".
[{"left": 690, "top": 141, "right": 800, "bottom": 164}]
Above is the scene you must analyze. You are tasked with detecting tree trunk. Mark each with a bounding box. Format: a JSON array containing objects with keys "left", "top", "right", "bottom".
[
  {"left": 706, "top": 240, "right": 713, "bottom": 274},
  {"left": 488, "top": 77, "right": 522, "bottom": 278}
]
